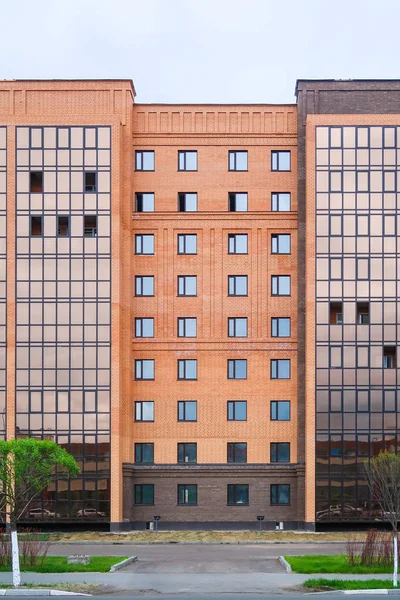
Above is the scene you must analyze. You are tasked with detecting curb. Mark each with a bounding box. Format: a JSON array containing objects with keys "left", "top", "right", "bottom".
[
  {"left": 109, "top": 556, "right": 137, "bottom": 572},
  {"left": 278, "top": 555, "right": 292, "bottom": 573},
  {"left": 0, "top": 591, "right": 91, "bottom": 596},
  {"left": 50, "top": 540, "right": 349, "bottom": 546}
]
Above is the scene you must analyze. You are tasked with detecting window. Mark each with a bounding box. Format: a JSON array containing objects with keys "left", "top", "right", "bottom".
[
  {"left": 135, "top": 151, "right": 155, "bottom": 171},
  {"left": 271, "top": 234, "right": 290, "bottom": 254},
  {"left": 178, "top": 234, "right": 197, "bottom": 255},
  {"left": 84, "top": 172, "right": 96, "bottom": 192},
  {"left": 271, "top": 275, "right": 290, "bottom": 296},
  {"left": 227, "top": 484, "right": 249, "bottom": 505},
  {"left": 384, "top": 346, "right": 396, "bottom": 369},
  {"left": 136, "top": 193, "right": 155, "bottom": 212},
  {"left": 135, "top": 276, "right": 154, "bottom": 297},
  {"left": 229, "top": 151, "right": 248, "bottom": 171},
  {"left": 178, "top": 359, "right": 197, "bottom": 380},
  {"left": 135, "top": 443, "right": 154, "bottom": 464},
  {"left": 270, "top": 401, "right": 290, "bottom": 421},
  {"left": 227, "top": 442, "right": 247, "bottom": 463},
  {"left": 178, "top": 443, "right": 197, "bottom": 463},
  {"left": 135, "top": 401, "right": 154, "bottom": 422},
  {"left": 178, "top": 318, "right": 196, "bottom": 338},
  {"left": 270, "top": 442, "right": 290, "bottom": 463},
  {"left": 271, "top": 318, "right": 291, "bottom": 338},
  {"left": 84, "top": 215, "right": 97, "bottom": 237},
  {"left": 271, "top": 359, "right": 290, "bottom": 379},
  {"left": 271, "top": 151, "right": 291, "bottom": 171},
  {"left": 135, "top": 360, "right": 155, "bottom": 380},
  {"left": 57, "top": 216, "right": 69, "bottom": 237},
  {"left": 178, "top": 193, "right": 197, "bottom": 212},
  {"left": 30, "top": 171, "right": 43, "bottom": 193},
  {"left": 272, "top": 193, "right": 291, "bottom": 211},
  {"left": 227, "top": 360, "right": 247, "bottom": 380},
  {"left": 135, "top": 234, "right": 155, "bottom": 255},
  {"left": 177, "top": 484, "right": 197, "bottom": 505},
  {"left": 330, "top": 302, "right": 343, "bottom": 324},
  {"left": 178, "top": 276, "right": 197, "bottom": 296},
  {"left": 228, "top": 318, "right": 247, "bottom": 337},
  {"left": 30, "top": 216, "right": 42, "bottom": 237},
  {"left": 135, "top": 318, "right": 154, "bottom": 338},
  {"left": 135, "top": 484, "right": 154, "bottom": 505},
  {"left": 228, "top": 234, "right": 248, "bottom": 254},
  {"left": 227, "top": 401, "right": 247, "bottom": 421},
  {"left": 178, "top": 151, "right": 197, "bottom": 171},
  {"left": 357, "top": 302, "right": 370, "bottom": 324},
  {"left": 270, "top": 484, "right": 290, "bottom": 505},
  {"left": 228, "top": 275, "right": 248, "bottom": 296},
  {"left": 178, "top": 401, "right": 197, "bottom": 421},
  {"left": 228, "top": 193, "right": 248, "bottom": 212}
]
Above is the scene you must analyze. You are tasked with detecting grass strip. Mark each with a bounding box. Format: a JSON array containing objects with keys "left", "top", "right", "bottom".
[
  {"left": 0, "top": 556, "right": 128, "bottom": 573},
  {"left": 303, "top": 578, "right": 397, "bottom": 590},
  {"left": 286, "top": 554, "right": 394, "bottom": 574}
]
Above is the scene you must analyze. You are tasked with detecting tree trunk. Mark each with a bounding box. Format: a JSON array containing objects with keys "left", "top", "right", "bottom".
[
  {"left": 393, "top": 532, "right": 398, "bottom": 588},
  {"left": 10, "top": 525, "right": 20, "bottom": 588}
]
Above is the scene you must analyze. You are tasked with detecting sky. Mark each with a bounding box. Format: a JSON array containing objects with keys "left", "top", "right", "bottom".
[{"left": 1, "top": 0, "right": 400, "bottom": 104}]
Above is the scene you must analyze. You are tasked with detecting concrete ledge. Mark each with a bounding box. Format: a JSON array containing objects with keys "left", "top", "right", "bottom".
[
  {"left": 278, "top": 555, "right": 292, "bottom": 573},
  {"left": 109, "top": 556, "right": 137, "bottom": 572},
  {"left": 0, "top": 591, "right": 91, "bottom": 596}
]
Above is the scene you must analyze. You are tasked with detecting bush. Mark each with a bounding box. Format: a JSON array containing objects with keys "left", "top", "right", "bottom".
[
  {"left": 347, "top": 529, "right": 398, "bottom": 567},
  {"left": 0, "top": 529, "right": 50, "bottom": 568}
]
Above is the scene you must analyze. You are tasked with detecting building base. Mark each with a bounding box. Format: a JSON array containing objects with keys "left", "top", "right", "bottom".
[{"left": 111, "top": 520, "right": 308, "bottom": 532}]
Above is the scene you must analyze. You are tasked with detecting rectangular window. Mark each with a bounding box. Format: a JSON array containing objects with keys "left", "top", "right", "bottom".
[
  {"left": 178, "top": 401, "right": 197, "bottom": 422},
  {"left": 228, "top": 192, "right": 248, "bottom": 212},
  {"left": 271, "top": 234, "right": 290, "bottom": 254},
  {"left": 330, "top": 346, "right": 342, "bottom": 368},
  {"left": 178, "top": 234, "right": 197, "bottom": 255},
  {"left": 229, "top": 150, "right": 248, "bottom": 171},
  {"left": 357, "top": 346, "right": 369, "bottom": 368},
  {"left": 30, "top": 171, "right": 43, "bottom": 193},
  {"left": 227, "top": 359, "right": 247, "bottom": 380},
  {"left": 135, "top": 276, "right": 154, "bottom": 296},
  {"left": 135, "top": 150, "right": 155, "bottom": 171},
  {"left": 135, "top": 401, "right": 154, "bottom": 422},
  {"left": 29, "top": 391, "right": 42, "bottom": 413},
  {"left": 227, "top": 442, "right": 247, "bottom": 463},
  {"left": 135, "top": 359, "right": 155, "bottom": 380},
  {"left": 271, "top": 193, "right": 291, "bottom": 211},
  {"left": 357, "top": 302, "right": 370, "bottom": 324},
  {"left": 177, "top": 317, "right": 197, "bottom": 338},
  {"left": 227, "top": 401, "right": 247, "bottom": 421},
  {"left": 270, "top": 401, "right": 290, "bottom": 421},
  {"left": 30, "top": 216, "right": 42, "bottom": 237},
  {"left": 227, "top": 484, "right": 249, "bottom": 505},
  {"left": 84, "top": 215, "right": 97, "bottom": 237},
  {"left": 271, "top": 317, "right": 291, "bottom": 337},
  {"left": 271, "top": 151, "right": 291, "bottom": 171},
  {"left": 84, "top": 390, "right": 96, "bottom": 412},
  {"left": 178, "top": 275, "right": 197, "bottom": 296},
  {"left": 178, "top": 193, "right": 197, "bottom": 212},
  {"left": 136, "top": 193, "right": 155, "bottom": 212},
  {"left": 177, "top": 484, "right": 197, "bottom": 505},
  {"left": 178, "top": 443, "right": 197, "bottom": 463},
  {"left": 271, "top": 359, "right": 290, "bottom": 379},
  {"left": 330, "top": 302, "right": 343, "bottom": 324},
  {"left": 135, "top": 484, "right": 154, "bottom": 505},
  {"left": 57, "top": 216, "right": 69, "bottom": 237},
  {"left": 84, "top": 172, "right": 97, "bottom": 192},
  {"left": 384, "top": 346, "right": 396, "bottom": 369},
  {"left": 271, "top": 275, "right": 291, "bottom": 296},
  {"left": 228, "top": 275, "right": 248, "bottom": 296},
  {"left": 135, "top": 318, "right": 154, "bottom": 338},
  {"left": 135, "top": 234, "right": 155, "bottom": 255},
  {"left": 228, "top": 317, "right": 247, "bottom": 338},
  {"left": 178, "top": 151, "right": 197, "bottom": 171},
  {"left": 228, "top": 234, "right": 248, "bottom": 254},
  {"left": 357, "top": 258, "right": 369, "bottom": 280},
  {"left": 178, "top": 359, "right": 197, "bottom": 380},
  {"left": 135, "top": 443, "right": 154, "bottom": 464},
  {"left": 270, "top": 442, "right": 290, "bottom": 463},
  {"left": 270, "top": 484, "right": 290, "bottom": 505}
]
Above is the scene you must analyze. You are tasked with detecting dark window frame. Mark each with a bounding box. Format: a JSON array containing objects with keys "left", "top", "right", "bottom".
[
  {"left": 271, "top": 151, "right": 291, "bottom": 172},
  {"left": 228, "top": 317, "right": 248, "bottom": 338},
  {"left": 178, "top": 150, "right": 198, "bottom": 172},
  {"left": 135, "top": 401, "right": 155, "bottom": 422},
  {"left": 30, "top": 215, "right": 43, "bottom": 237},
  {"left": 135, "top": 234, "right": 155, "bottom": 255},
  {"left": 228, "top": 233, "right": 248, "bottom": 254},
  {"left": 227, "top": 442, "right": 247, "bottom": 463},
  {"left": 270, "top": 442, "right": 290, "bottom": 463},
  {"left": 177, "top": 484, "right": 198, "bottom": 505},
  {"left": 135, "top": 192, "right": 155, "bottom": 213},
  {"left": 270, "top": 401, "right": 291, "bottom": 421},
  {"left": 228, "top": 192, "right": 248, "bottom": 212},
  {"left": 271, "top": 275, "right": 291, "bottom": 296},
  {"left": 135, "top": 359, "right": 155, "bottom": 381},
  {"left": 177, "top": 401, "right": 197, "bottom": 422},
  {"left": 135, "top": 275, "right": 155, "bottom": 297},
  {"left": 83, "top": 215, "right": 97, "bottom": 237},
  {"left": 227, "top": 401, "right": 247, "bottom": 421},
  {"left": 177, "top": 275, "right": 197, "bottom": 297},
  {"left": 270, "top": 483, "right": 290, "bottom": 506},
  {"left": 134, "top": 484, "right": 154, "bottom": 505},
  {"left": 30, "top": 171, "right": 43, "bottom": 193},
  {"left": 57, "top": 215, "right": 70, "bottom": 237},
  {"left": 135, "top": 443, "right": 154, "bottom": 464},
  {"left": 228, "top": 150, "right": 248, "bottom": 171},
  {"left": 270, "top": 359, "right": 291, "bottom": 380},
  {"left": 177, "top": 359, "right": 197, "bottom": 381},
  {"left": 271, "top": 234, "right": 291, "bottom": 254},
  {"left": 178, "top": 233, "right": 197, "bottom": 255},
  {"left": 84, "top": 171, "right": 97, "bottom": 193},
  {"left": 135, "top": 318, "right": 155, "bottom": 338},
  {"left": 227, "top": 359, "right": 247, "bottom": 380},
  {"left": 177, "top": 443, "right": 197, "bottom": 464},
  {"left": 228, "top": 275, "right": 248, "bottom": 297},
  {"left": 271, "top": 192, "right": 291, "bottom": 211},
  {"left": 177, "top": 317, "right": 197, "bottom": 338},
  {"left": 227, "top": 484, "right": 249, "bottom": 506},
  {"left": 178, "top": 192, "right": 198, "bottom": 212},
  {"left": 135, "top": 150, "right": 155, "bottom": 171},
  {"left": 271, "top": 317, "right": 291, "bottom": 338}
]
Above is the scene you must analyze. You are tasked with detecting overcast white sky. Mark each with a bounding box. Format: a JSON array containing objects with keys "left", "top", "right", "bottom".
[{"left": 2, "top": 0, "right": 400, "bottom": 104}]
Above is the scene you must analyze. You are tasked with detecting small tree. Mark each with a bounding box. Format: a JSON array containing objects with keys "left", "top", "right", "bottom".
[
  {"left": 0, "top": 438, "right": 79, "bottom": 587},
  {"left": 364, "top": 451, "right": 400, "bottom": 587}
]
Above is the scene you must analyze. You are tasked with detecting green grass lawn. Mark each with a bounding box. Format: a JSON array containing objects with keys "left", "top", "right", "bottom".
[
  {"left": 0, "top": 556, "right": 128, "bottom": 573},
  {"left": 303, "top": 578, "right": 397, "bottom": 590},
  {"left": 286, "top": 555, "right": 393, "bottom": 574}
]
